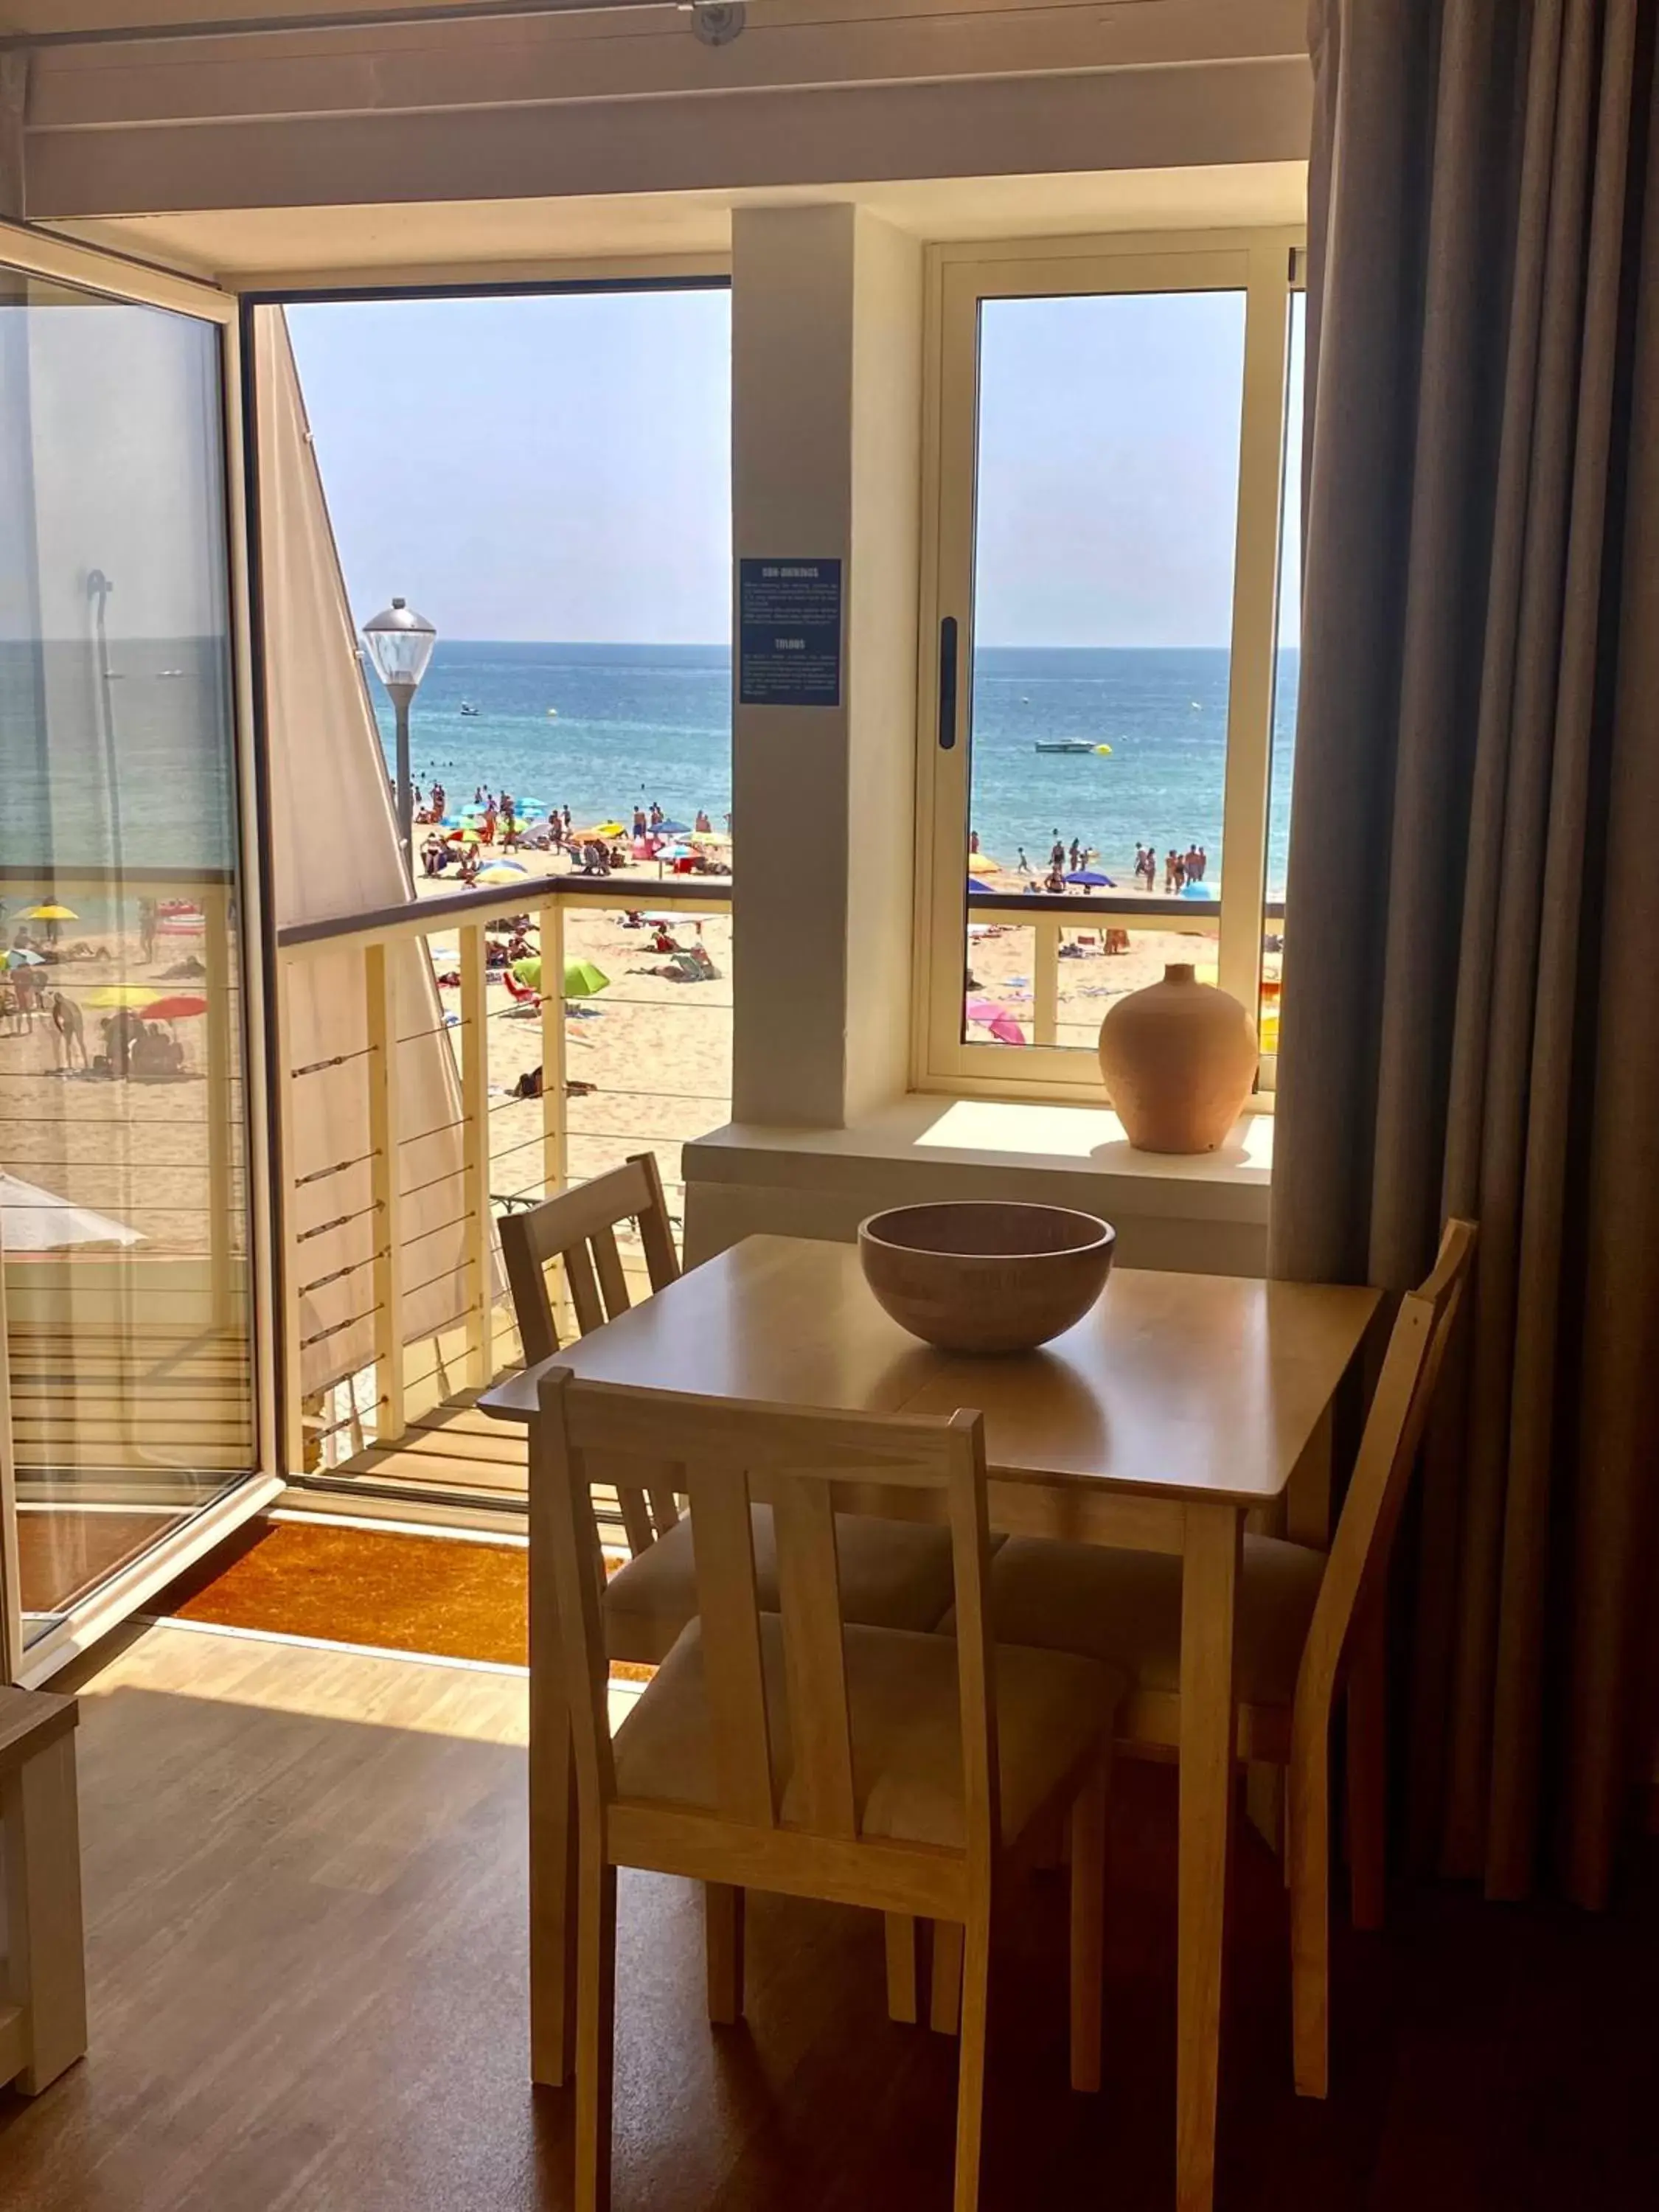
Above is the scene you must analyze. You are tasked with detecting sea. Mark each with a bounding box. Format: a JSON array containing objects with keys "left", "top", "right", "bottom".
[
  {"left": 0, "top": 639, "right": 1299, "bottom": 901},
  {"left": 375, "top": 641, "right": 1300, "bottom": 897}
]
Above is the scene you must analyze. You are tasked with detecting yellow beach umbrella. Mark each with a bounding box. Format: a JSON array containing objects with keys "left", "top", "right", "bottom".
[
  {"left": 577, "top": 821, "right": 625, "bottom": 841},
  {"left": 22, "top": 902, "right": 78, "bottom": 922},
  {"left": 83, "top": 984, "right": 159, "bottom": 1009}
]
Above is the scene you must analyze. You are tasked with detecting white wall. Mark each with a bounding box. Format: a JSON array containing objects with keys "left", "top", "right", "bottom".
[{"left": 730, "top": 204, "right": 921, "bottom": 1128}]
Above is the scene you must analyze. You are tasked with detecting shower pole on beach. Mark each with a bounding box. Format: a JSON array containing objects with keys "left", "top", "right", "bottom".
[{"left": 363, "top": 598, "right": 437, "bottom": 876}]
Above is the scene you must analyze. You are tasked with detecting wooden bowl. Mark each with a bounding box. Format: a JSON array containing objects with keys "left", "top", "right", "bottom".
[{"left": 857, "top": 1201, "right": 1116, "bottom": 1354}]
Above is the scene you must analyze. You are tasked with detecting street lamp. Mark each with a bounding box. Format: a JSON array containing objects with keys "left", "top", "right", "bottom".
[{"left": 362, "top": 597, "right": 437, "bottom": 870}]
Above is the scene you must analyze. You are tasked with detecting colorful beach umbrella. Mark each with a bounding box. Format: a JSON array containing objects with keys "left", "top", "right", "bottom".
[
  {"left": 475, "top": 865, "right": 525, "bottom": 886},
  {"left": 2, "top": 947, "right": 44, "bottom": 968},
  {"left": 563, "top": 959, "right": 610, "bottom": 998},
  {"left": 965, "top": 998, "right": 1026, "bottom": 1047},
  {"left": 83, "top": 984, "right": 159, "bottom": 1009},
  {"left": 510, "top": 957, "right": 611, "bottom": 999},
  {"left": 21, "top": 903, "right": 77, "bottom": 922}
]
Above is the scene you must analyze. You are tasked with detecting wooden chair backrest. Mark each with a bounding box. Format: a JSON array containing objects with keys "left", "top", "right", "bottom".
[
  {"left": 500, "top": 1155, "right": 682, "bottom": 1553},
  {"left": 1294, "top": 1218, "right": 1478, "bottom": 1735},
  {"left": 498, "top": 1152, "right": 680, "bottom": 1363},
  {"left": 535, "top": 1371, "right": 997, "bottom": 1884}
]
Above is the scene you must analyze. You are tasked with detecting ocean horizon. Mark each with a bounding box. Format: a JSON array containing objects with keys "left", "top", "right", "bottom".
[
  {"left": 1, "top": 636, "right": 1298, "bottom": 900},
  {"left": 374, "top": 639, "right": 1299, "bottom": 897}
]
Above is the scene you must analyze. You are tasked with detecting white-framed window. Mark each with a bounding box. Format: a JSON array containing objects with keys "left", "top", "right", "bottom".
[{"left": 912, "top": 230, "right": 1304, "bottom": 1102}]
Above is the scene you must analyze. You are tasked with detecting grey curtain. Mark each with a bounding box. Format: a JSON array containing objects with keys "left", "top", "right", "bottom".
[{"left": 1273, "top": 0, "right": 1659, "bottom": 1907}]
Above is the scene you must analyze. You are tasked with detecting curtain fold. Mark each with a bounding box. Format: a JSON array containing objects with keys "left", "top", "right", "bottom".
[{"left": 1273, "top": 0, "right": 1659, "bottom": 1906}]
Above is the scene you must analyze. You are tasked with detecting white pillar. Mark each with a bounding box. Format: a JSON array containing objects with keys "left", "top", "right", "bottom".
[{"left": 730, "top": 204, "right": 922, "bottom": 1127}]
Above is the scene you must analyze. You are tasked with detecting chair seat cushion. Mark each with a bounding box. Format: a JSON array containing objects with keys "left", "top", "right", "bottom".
[
  {"left": 613, "top": 1614, "right": 1125, "bottom": 1849},
  {"left": 961, "top": 1533, "right": 1326, "bottom": 1709},
  {"left": 603, "top": 1506, "right": 961, "bottom": 1666}
]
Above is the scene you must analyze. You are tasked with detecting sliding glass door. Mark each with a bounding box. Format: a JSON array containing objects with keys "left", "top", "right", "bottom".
[{"left": 0, "top": 233, "right": 269, "bottom": 1673}]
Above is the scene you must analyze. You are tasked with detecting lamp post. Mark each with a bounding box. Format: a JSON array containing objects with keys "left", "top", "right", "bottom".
[{"left": 362, "top": 597, "right": 437, "bottom": 871}]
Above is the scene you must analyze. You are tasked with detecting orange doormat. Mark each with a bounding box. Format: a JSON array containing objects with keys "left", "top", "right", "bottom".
[{"left": 164, "top": 1520, "right": 530, "bottom": 1668}]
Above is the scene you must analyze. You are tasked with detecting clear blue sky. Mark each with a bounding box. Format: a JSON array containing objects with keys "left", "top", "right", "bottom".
[{"left": 288, "top": 285, "right": 1299, "bottom": 651}]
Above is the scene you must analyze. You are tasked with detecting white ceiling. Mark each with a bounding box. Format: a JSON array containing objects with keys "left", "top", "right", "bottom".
[{"left": 58, "top": 162, "right": 1308, "bottom": 286}]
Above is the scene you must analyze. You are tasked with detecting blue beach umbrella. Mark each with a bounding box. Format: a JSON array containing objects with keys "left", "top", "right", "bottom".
[
  {"left": 1065, "top": 870, "right": 1116, "bottom": 888},
  {"left": 655, "top": 819, "right": 692, "bottom": 836},
  {"left": 1180, "top": 878, "right": 1214, "bottom": 900},
  {"left": 967, "top": 877, "right": 995, "bottom": 893}
]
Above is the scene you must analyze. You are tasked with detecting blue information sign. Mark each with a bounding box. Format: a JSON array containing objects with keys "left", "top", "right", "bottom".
[{"left": 738, "top": 557, "right": 843, "bottom": 707}]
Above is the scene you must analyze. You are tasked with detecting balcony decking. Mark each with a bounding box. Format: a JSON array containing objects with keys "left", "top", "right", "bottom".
[{"left": 324, "top": 1385, "right": 528, "bottom": 1509}]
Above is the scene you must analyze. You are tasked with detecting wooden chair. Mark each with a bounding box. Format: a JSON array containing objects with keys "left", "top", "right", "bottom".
[
  {"left": 535, "top": 1372, "right": 1126, "bottom": 2212},
  {"left": 1, "top": 1688, "right": 87, "bottom": 2096},
  {"left": 502, "top": 1158, "right": 967, "bottom": 2074},
  {"left": 963, "top": 1217, "right": 1476, "bottom": 2098},
  {"left": 499, "top": 1156, "right": 961, "bottom": 1664}
]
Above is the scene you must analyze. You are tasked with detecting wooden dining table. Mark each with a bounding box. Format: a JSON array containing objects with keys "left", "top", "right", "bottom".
[{"left": 481, "top": 1231, "right": 1380, "bottom": 2212}]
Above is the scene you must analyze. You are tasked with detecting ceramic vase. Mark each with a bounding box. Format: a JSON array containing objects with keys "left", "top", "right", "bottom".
[{"left": 1096, "top": 961, "right": 1257, "bottom": 1152}]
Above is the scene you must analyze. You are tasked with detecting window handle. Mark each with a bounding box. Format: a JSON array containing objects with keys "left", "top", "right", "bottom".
[{"left": 937, "top": 616, "right": 959, "bottom": 751}]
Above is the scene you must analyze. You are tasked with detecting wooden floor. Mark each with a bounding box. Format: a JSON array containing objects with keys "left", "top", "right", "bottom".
[{"left": 0, "top": 1621, "right": 1654, "bottom": 2212}]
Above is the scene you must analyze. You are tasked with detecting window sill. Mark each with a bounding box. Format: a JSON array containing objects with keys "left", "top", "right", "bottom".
[{"left": 683, "top": 1094, "right": 1272, "bottom": 1276}]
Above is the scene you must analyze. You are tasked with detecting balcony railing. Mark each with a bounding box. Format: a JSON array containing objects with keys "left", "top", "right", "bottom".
[
  {"left": 961, "top": 887, "right": 1285, "bottom": 1058},
  {"left": 274, "top": 873, "right": 732, "bottom": 1492}
]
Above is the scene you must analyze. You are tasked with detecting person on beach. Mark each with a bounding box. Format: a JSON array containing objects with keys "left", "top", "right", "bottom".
[
  {"left": 1016, "top": 846, "right": 1031, "bottom": 874},
  {"left": 1165, "top": 850, "right": 1186, "bottom": 893},
  {"left": 650, "top": 801, "right": 664, "bottom": 830},
  {"left": 50, "top": 992, "right": 86, "bottom": 1070},
  {"left": 1043, "top": 865, "right": 1067, "bottom": 894},
  {"left": 695, "top": 810, "right": 712, "bottom": 834},
  {"left": 1192, "top": 846, "right": 1208, "bottom": 883},
  {"left": 1068, "top": 839, "right": 1082, "bottom": 873},
  {"left": 1050, "top": 836, "right": 1066, "bottom": 872},
  {"left": 633, "top": 807, "right": 647, "bottom": 838},
  {"left": 431, "top": 781, "right": 446, "bottom": 818},
  {"left": 969, "top": 829, "right": 981, "bottom": 855}
]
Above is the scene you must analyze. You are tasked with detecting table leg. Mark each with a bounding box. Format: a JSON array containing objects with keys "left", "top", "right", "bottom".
[
  {"left": 1176, "top": 1503, "right": 1242, "bottom": 2212},
  {"left": 1286, "top": 1401, "right": 1334, "bottom": 1550}
]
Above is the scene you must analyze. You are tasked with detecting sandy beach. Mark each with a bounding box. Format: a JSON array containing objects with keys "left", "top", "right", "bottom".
[{"left": 0, "top": 850, "right": 1240, "bottom": 1265}]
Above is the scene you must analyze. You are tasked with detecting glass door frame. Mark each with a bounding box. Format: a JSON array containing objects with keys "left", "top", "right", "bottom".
[
  {"left": 912, "top": 227, "right": 1302, "bottom": 1100},
  {"left": 0, "top": 219, "right": 282, "bottom": 1687}
]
